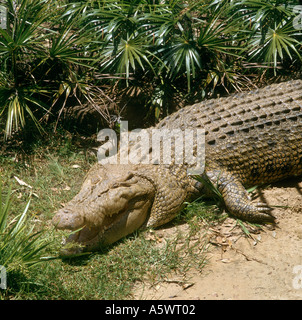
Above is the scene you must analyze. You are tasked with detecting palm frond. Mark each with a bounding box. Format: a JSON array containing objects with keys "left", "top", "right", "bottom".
[{"left": 248, "top": 21, "right": 302, "bottom": 73}]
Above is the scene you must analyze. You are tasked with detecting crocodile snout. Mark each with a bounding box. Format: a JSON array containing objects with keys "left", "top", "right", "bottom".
[{"left": 52, "top": 208, "right": 84, "bottom": 230}]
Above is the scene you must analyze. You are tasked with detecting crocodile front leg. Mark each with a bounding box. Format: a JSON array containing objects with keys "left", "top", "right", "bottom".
[{"left": 206, "top": 169, "right": 275, "bottom": 222}]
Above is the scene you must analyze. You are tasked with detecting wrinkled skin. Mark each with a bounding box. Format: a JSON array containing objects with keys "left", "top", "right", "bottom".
[
  {"left": 53, "top": 164, "right": 154, "bottom": 254},
  {"left": 52, "top": 163, "right": 195, "bottom": 254}
]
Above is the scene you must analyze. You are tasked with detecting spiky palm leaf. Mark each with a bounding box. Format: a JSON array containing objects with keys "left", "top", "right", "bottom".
[
  {"left": 0, "top": 0, "right": 54, "bottom": 137},
  {"left": 248, "top": 21, "right": 302, "bottom": 72},
  {"left": 0, "top": 183, "right": 50, "bottom": 273},
  {"left": 234, "top": 0, "right": 302, "bottom": 73}
]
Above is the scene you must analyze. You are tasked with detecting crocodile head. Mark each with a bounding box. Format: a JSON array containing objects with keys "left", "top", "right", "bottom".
[{"left": 52, "top": 163, "right": 157, "bottom": 254}]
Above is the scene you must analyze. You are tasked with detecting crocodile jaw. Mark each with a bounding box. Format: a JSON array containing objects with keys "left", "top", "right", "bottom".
[
  {"left": 52, "top": 171, "right": 155, "bottom": 254},
  {"left": 60, "top": 196, "right": 153, "bottom": 255}
]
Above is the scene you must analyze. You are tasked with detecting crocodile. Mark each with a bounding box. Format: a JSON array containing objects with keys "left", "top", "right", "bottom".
[{"left": 52, "top": 80, "right": 302, "bottom": 254}]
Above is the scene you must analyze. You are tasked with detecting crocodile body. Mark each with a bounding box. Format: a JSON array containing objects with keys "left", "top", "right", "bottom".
[{"left": 52, "top": 80, "right": 302, "bottom": 253}]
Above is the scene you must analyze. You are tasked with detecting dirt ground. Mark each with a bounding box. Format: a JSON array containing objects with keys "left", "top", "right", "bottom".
[{"left": 133, "top": 177, "right": 302, "bottom": 300}]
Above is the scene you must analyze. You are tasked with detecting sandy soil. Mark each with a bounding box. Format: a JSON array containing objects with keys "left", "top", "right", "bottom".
[{"left": 133, "top": 177, "right": 302, "bottom": 300}]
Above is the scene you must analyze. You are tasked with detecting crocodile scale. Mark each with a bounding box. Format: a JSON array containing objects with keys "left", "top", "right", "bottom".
[
  {"left": 52, "top": 79, "right": 302, "bottom": 251},
  {"left": 156, "top": 79, "right": 302, "bottom": 222}
]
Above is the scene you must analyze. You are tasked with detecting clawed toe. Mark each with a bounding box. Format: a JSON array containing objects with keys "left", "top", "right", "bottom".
[
  {"left": 254, "top": 202, "right": 274, "bottom": 212},
  {"left": 251, "top": 202, "right": 276, "bottom": 222}
]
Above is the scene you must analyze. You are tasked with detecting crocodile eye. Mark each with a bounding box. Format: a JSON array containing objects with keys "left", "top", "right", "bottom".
[{"left": 126, "top": 172, "right": 134, "bottom": 179}]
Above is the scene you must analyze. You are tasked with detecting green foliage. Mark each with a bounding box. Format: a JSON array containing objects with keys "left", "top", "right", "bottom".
[
  {"left": 0, "top": 0, "right": 53, "bottom": 138},
  {"left": 233, "top": 0, "right": 302, "bottom": 74},
  {"left": 0, "top": 183, "right": 50, "bottom": 274},
  {"left": 0, "top": 0, "right": 100, "bottom": 138},
  {"left": 0, "top": 0, "right": 301, "bottom": 137}
]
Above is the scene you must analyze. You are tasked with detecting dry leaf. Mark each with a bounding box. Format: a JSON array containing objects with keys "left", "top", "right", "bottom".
[
  {"left": 221, "top": 258, "right": 231, "bottom": 263},
  {"left": 14, "top": 176, "right": 32, "bottom": 189}
]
